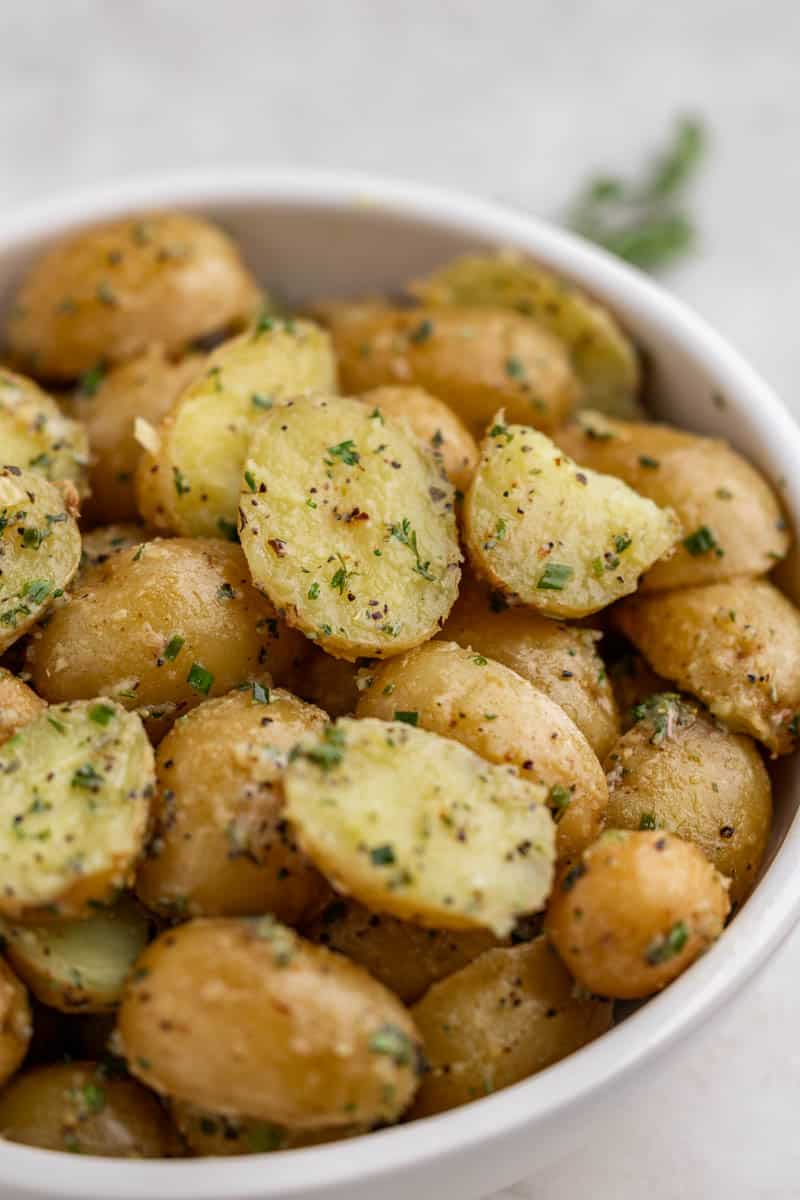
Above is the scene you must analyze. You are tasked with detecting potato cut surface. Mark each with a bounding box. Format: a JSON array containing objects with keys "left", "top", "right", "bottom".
[{"left": 0, "top": 369, "right": 89, "bottom": 494}]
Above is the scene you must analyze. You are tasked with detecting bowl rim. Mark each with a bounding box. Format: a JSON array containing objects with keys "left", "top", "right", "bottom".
[{"left": 2, "top": 166, "right": 800, "bottom": 1199}]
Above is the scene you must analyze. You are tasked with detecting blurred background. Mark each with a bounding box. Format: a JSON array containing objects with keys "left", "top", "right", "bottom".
[{"left": 1, "top": 2, "right": 798, "bottom": 1196}]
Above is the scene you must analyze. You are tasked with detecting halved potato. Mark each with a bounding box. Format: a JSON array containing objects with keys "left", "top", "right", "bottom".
[
  {"left": 0, "top": 368, "right": 89, "bottom": 494},
  {"left": 358, "top": 386, "right": 478, "bottom": 492},
  {"left": 171, "top": 1100, "right": 363, "bottom": 1155},
  {"left": 240, "top": 395, "right": 461, "bottom": 660},
  {"left": 0, "top": 668, "right": 45, "bottom": 744},
  {"left": 463, "top": 423, "right": 680, "bottom": 617},
  {"left": 0, "top": 959, "right": 32, "bottom": 1085}
]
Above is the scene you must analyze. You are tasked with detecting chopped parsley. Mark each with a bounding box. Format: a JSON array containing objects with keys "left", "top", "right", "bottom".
[
  {"left": 71, "top": 763, "right": 104, "bottom": 792},
  {"left": 409, "top": 318, "right": 434, "bottom": 344},
  {"left": 251, "top": 682, "right": 270, "bottom": 705},
  {"left": 645, "top": 920, "right": 689, "bottom": 965},
  {"left": 251, "top": 393, "right": 273, "bottom": 410},
  {"left": 77, "top": 363, "right": 106, "bottom": 397},
  {"left": 505, "top": 355, "right": 526, "bottom": 379},
  {"left": 307, "top": 582, "right": 320, "bottom": 600},
  {"left": 88, "top": 704, "right": 115, "bottom": 726},
  {"left": 244, "top": 469, "right": 257, "bottom": 493},
  {"left": 173, "top": 467, "right": 190, "bottom": 496},
  {"left": 369, "top": 1023, "right": 415, "bottom": 1065},
  {"left": 301, "top": 724, "right": 346, "bottom": 771},
  {"left": 327, "top": 440, "right": 360, "bottom": 467},
  {"left": 638, "top": 454, "right": 660, "bottom": 469},
  {"left": 639, "top": 812, "right": 658, "bottom": 830},
  {"left": 537, "top": 562, "right": 573, "bottom": 591},
  {"left": 683, "top": 525, "right": 719, "bottom": 556},
  {"left": 187, "top": 663, "right": 214, "bottom": 694},
  {"left": 164, "top": 634, "right": 185, "bottom": 661},
  {"left": 369, "top": 844, "right": 396, "bottom": 866},
  {"left": 393, "top": 711, "right": 419, "bottom": 726},
  {"left": 388, "top": 517, "right": 434, "bottom": 580}
]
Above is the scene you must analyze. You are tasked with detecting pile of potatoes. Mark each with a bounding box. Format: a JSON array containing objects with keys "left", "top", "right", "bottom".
[{"left": 0, "top": 216, "right": 795, "bottom": 1157}]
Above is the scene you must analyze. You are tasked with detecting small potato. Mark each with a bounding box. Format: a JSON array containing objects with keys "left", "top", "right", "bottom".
[
  {"left": 0, "top": 960, "right": 32, "bottom": 1085},
  {"left": 117, "top": 917, "right": 422, "bottom": 1128},
  {"left": 0, "top": 467, "right": 82, "bottom": 653},
  {"left": 614, "top": 579, "right": 800, "bottom": 755},
  {"left": 356, "top": 641, "right": 607, "bottom": 865},
  {"left": 439, "top": 573, "right": 619, "bottom": 758},
  {"left": 0, "top": 667, "right": 44, "bottom": 743},
  {"left": 27, "top": 538, "right": 305, "bottom": 731},
  {"left": 409, "top": 937, "right": 612, "bottom": 1118},
  {"left": 287, "top": 645, "right": 366, "bottom": 718},
  {"left": 408, "top": 252, "right": 641, "bottom": 417},
  {"left": 76, "top": 523, "right": 146, "bottom": 580},
  {"left": 171, "top": 1099, "right": 363, "bottom": 1155},
  {"left": 464, "top": 423, "right": 680, "bottom": 618},
  {"left": 547, "top": 830, "right": 730, "bottom": 999},
  {"left": 5, "top": 212, "right": 259, "bottom": 378},
  {"left": 318, "top": 302, "right": 578, "bottom": 434},
  {"left": 0, "top": 368, "right": 89, "bottom": 494},
  {"left": 136, "top": 687, "right": 330, "bottom": 921},
  {"left": 606, "top": 645, "right": 672, "bottom": 731},
  {"left": 285, "top": 717, "right": 555, "bottom": 937},
  {"left": 136, "top": 320, "right": 337, "bottom": 539},
  {"left": 358, "top": 386, "right": 478, "bottom": 492},
  {"left": 240, "top": 395, "right": 461, "bottom": 661},
  {"left": 0, "top": 700, "right": 153, "bottom": 919},
  {"left": 0, "top": 1062, "right": 178, "bottom": 1156},
  {"left": 556, "top": 411, "right": 790, "bottom": 589},
  {"left": 604, "top": 694, "right": 771, "bottom": 907}
]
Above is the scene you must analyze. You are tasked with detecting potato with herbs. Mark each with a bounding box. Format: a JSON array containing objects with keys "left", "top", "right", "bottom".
[
  {"left": 170, "top": 1100, "right": 363, "bottom": 1155},
  {"left": 117, "top": 917, "right": 422, "bottom": 1128},
  {"left": 285, "top": 717, "right": 555, "bottom": 936},
  {"left": 136, "top": 687, "right": 330, "bottom": 921},
  {"left": 317, "top": 302, "right": 578, "bottom": 434},
  {"left": 409, "top": 936, "right": 612, "bottom": 1118},
  {"left": 359, "top": 385, "right": 478, "bottom": 492},
  {"left": 0, "top": 960, "right": 32, "bottom": 1085},
  {"left": 287, "top": 645, "right": 367, "bottom": 717},
  {"left": 75, "top": 522, "right": 146, "bottom": 579},
  {"left": 137, "top": 319, "right": 337, "bottom": 539},
  {"left": 547, "top": 830, "right": 730, "bottom": 999},
  {"left": 615, "top": 578, "right": 800, "bottom": 755},
  {"left": 0, "top": 368, "right": 89, "bottom": 494},
  {"left": 240, "top": 395, "right": 461, "bottom": 661},
  {"left": 606, "top": 644, "right": 672, "bottom": 731},
  {"left": 556, "top": 411, "right": 790, "bottom": 589},
  {"left": 356, "top": 641, "right": 607, "bottom": 864},
  {"left": 464, "top": 423, "right": 680, "bottom": 618},
  {"left": 0, "top": 667, "right": 44, "bottom": 743},
  {"left": 5, "top": 212, "right": 259, "bottom": 379}
]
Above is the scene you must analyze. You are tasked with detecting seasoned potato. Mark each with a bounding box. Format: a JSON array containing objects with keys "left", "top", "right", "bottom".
[
  {"left": 76, "top": 522, "right": 146, "bottom": 579},
  {"left": 117, "top": 917, "right": 422, "bottom": 1128},
  {"left": 0, "top": 960, "right": 32, "bottom": 1085},
  {"left": 0, "top": 896, "right": 151, "bottom": 1012},
  {"left": 240, "top": 395, "right": 461, "bottom": 661},
  {"left": 27, "top": 538, "right": 305, "bottom": 731},
  {"left": 409, "top": 252, "right": 641, "bottom": 417},
  {"left": 0, "top": 1062, "right": 178, "bottom": 1156},
  {"left": 285, "top": 717, "right": 555, "bottom": 936},
  {"left": 317, "top": 302, "right": 578, "bottom": 434},
  {"left": 547, "top": 830, "right": 730, "bottom": 999},
  {"left": 287, "top": 645, "right": 366, "bottom": 718},
  {"left": 0, "top": 667, "right": 44, "bottom": 743},
  {"left": 0, "top": 700, "right": 153, "bottom": 919},
  {"left": 136, "top": 320, "right": 337, "bottom": 539},
  {"left": 136, "top": 688, "right": 330, "bottom": 921},
  {"left": 439, "top": 573, "right": 619, "bottom": 758},
  {"left": 604, "top": 694, "right": 771, "bottom": 907},
  {"left": 0, "top": 368, "right": 89, "bottom": 494},
  {"left": 606, "top": 644, "right": 672, "bottom": 731},
  {"left": 556, "top": 411, "right": 789, "bottom": 589},
  {"left": 409, "top": 937, "right": 612, "bottom": 1118},
  {"left": 464, "top": 422, "right": 680, "bottom": 617},
  {"left": 356, "top": 641, "right": 607, "bottom": 865},
  {"left": 614, "top": 579, "right": 800, "bottom": 755},
  {"left": 0, "top": 467, "right": 82, "bottom": 653},
  {"left": 171, "top": 1099, "right": 363, "bottom": 1155},
  {"left": 358, "top": 386, "right": 478, "bottom": 492},
  {"left": 5, "top": 212, "right": 259, "bottom": 379}
]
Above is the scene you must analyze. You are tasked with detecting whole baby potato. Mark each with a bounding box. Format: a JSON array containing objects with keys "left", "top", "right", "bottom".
[
  {"left": 0, "top": 960, "right": 32, "bottom": 1087},
  {"left": 359, "top": 386, "right": 479, "bottom": 492},
  {"left": 0, "top": 667, "right": 44, "bottom": 743}
]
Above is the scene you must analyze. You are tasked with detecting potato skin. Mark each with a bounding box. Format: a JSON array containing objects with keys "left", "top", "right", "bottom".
[
  {"left": 607, "top": 646, "right": 672, "bottom": 731},
  {"left": 409, "top": 937, "right": 612, "bottom": 1118},
  {"left": 0, "top": 667, "right": 44, "bottom": 743},
  {"left": 170, "top": 1099, "right": 363, "bottom": 1155},
  {"left": 136, "top": 688, "right": 330, "bottom": 921},
  {"left": 604, "top": 695, "right": 771, "bottom": 907},
  {"left": 5, "top": 212, "right": 259, "bottom": 378},
  {"left": 286, "top": 646, "right": 366, "bottom": 718},
  {"left": 0, "top": 960, "right": 32, "bottom": 1086},
  {"left": 117, "top": 917, "right": 422, "bottom": 1128},
  {"left": 0, "top": 368, "right": 89, "bottom": 495},
  {"left": 614, "top": 579, "right": 800, "bottom": 755},
  {"left": 547, "top": 830, "right": 730, "bottom": 999},
  {"left": 76, "top": 523, "right": 147, "bottom": 580},
  {"left": 359, "top": 386, "right": 478, "bottom": 492}
]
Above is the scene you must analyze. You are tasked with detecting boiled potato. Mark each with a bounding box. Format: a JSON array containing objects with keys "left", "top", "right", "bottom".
[
  {"left": 170, "top": 1100, "right": 363, "bottom": 1155},
  {"left": 285, "top": 717, "right": 555, "bottom": 936},
  {"left": 358, "top": 386, "right": 478, "bottom": 492},
  {"left": 5, "top": 212, "right": 259, "bottom": 378},
  {"left": 604, "top": 693, "right": 771, "bottom": 907},
  {"left": 0, "top": 668, "right": 44, "bottom": 743},
  {"left": 317, "top": 302, "right": 578, "bottom": 434},
  {"left": 0, "top": 467, "right": 82, "bottom": 653},
  {"left": 0, "top": 960, "right": 32, "bottom": 1085},
  {"left": 287, "top": 645, "right": 366, "bottom": 718},
  {"left": 606, "top": 644, "right": 672, "bottom": 731},
  {"left": 136, "top": 687, "right": 330, "bottom": 921},
  {"left": 136, "top": 320, "right": 337, "bottom": 539},
  {"left": 117, "top": 917, "right": 422, "bottom": 1128},
  {"left": 547, "top": 830, "right": 730, "bottom": 999},
  {"left": 408, "top": 252, "right": 641, "bottom": 417},
  {"left": 356, "top": 641, "right": 607, "bottom": 865},
  {"left": 556, "top": 411, "right": 789, "bottom": 589},
  {"left": 439, "top": 573, "right": 619, "bottom": 758},
  {"left": 614, "top": 579, "right": 800, "bottom": 755},
  {"left": 76, "top": 522, "right": 146, "bottom": 580},
  {"left": 0, "top": 700, "right": 153, "bottom": 919},
  {"left": 0, "top": 1062, "right": 178, "bottom": 1156},
  {"left": 240, "top": 395, "right": 461, "bottom": 661},
  {"left": 0, "top": 368, "right": 89, "bottom": 494}
]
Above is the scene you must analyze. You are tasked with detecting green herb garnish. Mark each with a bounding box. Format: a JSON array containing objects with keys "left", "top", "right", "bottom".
[
  {"left": 537, "top": 562, "right": 573, "bottom": 591},
  {"left": 187, "top": 663, "right": 214, "bottom": 694}
]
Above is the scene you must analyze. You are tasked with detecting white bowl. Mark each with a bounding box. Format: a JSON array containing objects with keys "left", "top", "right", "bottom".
[{"left": 1, "top": 169, "right": 799, "bottom": 1200}]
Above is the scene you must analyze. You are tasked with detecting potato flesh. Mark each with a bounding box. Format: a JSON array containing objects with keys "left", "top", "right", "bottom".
[
  {"left": 0, "top": 369, "right": 89, "bottom": 494},
  {"left": 285, "top": 717, "right": 555, "bottom": 936},
  {"left": 358, "top": 385, "right": 478, "bottom": 493},
  {"left": 240, "top": 395, "right": 461, "bottom": 660},
  {"left": 464, "top": 424, "right": 680, "bottom": 617}
]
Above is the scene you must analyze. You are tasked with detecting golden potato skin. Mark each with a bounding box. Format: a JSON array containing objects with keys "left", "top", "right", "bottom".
[
  {"left": 359, "top": 386, "right": 478, "bottom": 492},
  {"left": 556, "top": 412, "right": 789, "bottom": 590},
  {"left": 0, "top": 1062, "right": 178, "bottom": 1156},
  {"left": 5, "top": 212, "right": 259, "bottom": 378},
  {"left": 170, "top": 1099, "right": 363, "bottom": 1155},
  {"left": 319, "top": 302, "right": 578, "bottom": 434},
  {"left": 0, "top": 960, "right": 32, "bottom": 1086},
  {"left": 439, "top": 574, "right": 619, "bottom": 759},
  {"left": 75, "top": 523, "right": 146, "bottom": 580},
  {"left": 136, "top": 688, "right": 330, "bottom": 921},
  {"left": 409, "top": 937, "right": 612, "bottom": 1118},
  {"left": 615, "top": 579, "right": 800, "bottom": 755},
  {"left": 287, "top": 645, "right": 366, "bottom": 718},
  {"left": 117, "top": 918, "right": 422, "bottom": 1128},
  {"left": 0, "top": 368, "right": 89, "bottom": 495},
  {"left": 607, "top": 646, "right": 672, "bottom": 731},
  {"left": 547, "top": 830, "right": 730, "bottom": 999},
  {"left": 0, "top": 667, "right": 44, "bottom": 743}
]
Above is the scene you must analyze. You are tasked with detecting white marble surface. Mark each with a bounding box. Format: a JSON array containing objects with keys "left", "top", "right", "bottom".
[{"left": 1, "top": 2, "right": 799, "bottom": 1196}]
